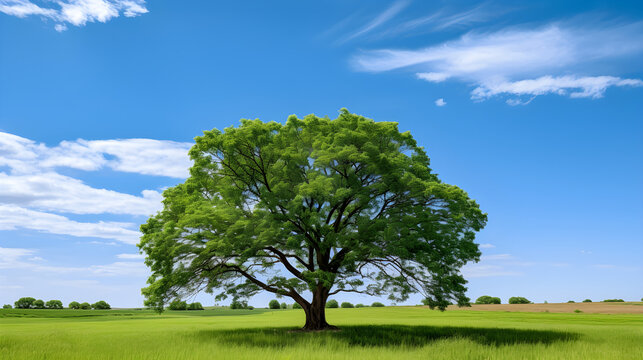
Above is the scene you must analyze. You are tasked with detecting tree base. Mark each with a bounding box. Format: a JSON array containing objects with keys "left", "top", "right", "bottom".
[{"left": 299, "top": 324, "right": 339, "bottom": 332}]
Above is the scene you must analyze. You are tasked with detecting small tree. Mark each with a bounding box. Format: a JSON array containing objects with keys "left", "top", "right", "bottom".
[
  {"left": 68, "top": 301, "right": 81, "bottom": 309},
  {"left": 508, "top": 297, "right": 531, "bottom": 304},
  {"left": 371, "top": 302, "right": 385, "bottom": 307},
  {"left": 292, "top": 303, "right": 302, "bottom": 309},
  {"left": 268, "top": 300, "right": 280, "bottom": 309},
  {"left": 603, "top": 299, "right": 624, "bottom": 302},
  {"left": 230, "top": 299, "right": 248, "bottom": 309},
  {"left": 355, "top": 303, "right": 365, "bottom": 308},
  {"left": 340, "top": 302, "right": 354, "bottom": 308},
  {"left": 79, "top": 302, "right": 91, "bottom": 310},
  {"left": 475, "top": 296, "right": 501, "bottom": 304},
  {"left": 567, "top": 300, "right": 575, "bottom": 303},
  {"left": 280, "top": 302, "right": 288, "bottom": 309},
  {"left": 92, "top": 301, "right": 111, "bottom": 310},
  {"left": 45, "top": 300, "right": 63, "bottom": 309},
  {"left": 2, "top": 304, "right": 11, "bottom": 309},
  {"left": 168, "top": 300, "right": 188, "bottom": 310},
  {"left": 326, "top": 300, "right": 339, "bottom": 308},
  {"left": 33, "top": 299, "right": 45, "bottom": 309},
  {"left": 582, "top": 299, "right": 592, "bottom": 303},
  {"left": 187, "top": 302, "right": 204, "bottom": 310},
  {"left": 14, "top": 297, "right": 36, "bottom": 309}
]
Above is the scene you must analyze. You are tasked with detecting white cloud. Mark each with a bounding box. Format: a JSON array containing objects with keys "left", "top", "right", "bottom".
[
  {"left": 0, "top": 0, "right": 148, "bottom": 30},
  {"left": 0, "top": 205, "right": 141, "bottom": 244},
  {"left": 479, "top": 243, "right": 495, "bottom": 249},
  {"left": 480, "top": 253, "right": 513, "bottom": 261},
  {"left": 116, "top": 253, "right": 144, "bottom": 260},
  {"left": 353, "top": 20, "right": 643, "bottom": 103},
  {"left": 434, "top": 98, "right": 446, "bottom": 106},
  {"left": 343, "top": 0, "right": 409, "bottom": 42},
  {"left": 462, "top": 264, "right": 521, "bottom": 278}
]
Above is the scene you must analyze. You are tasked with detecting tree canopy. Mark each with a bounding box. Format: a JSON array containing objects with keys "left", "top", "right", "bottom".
[{"left": 139, "top": 110, "right": 486, "bottom": 330}]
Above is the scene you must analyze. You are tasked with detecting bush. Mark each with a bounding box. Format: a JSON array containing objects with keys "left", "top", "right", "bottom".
[
  {"left": 268, "top": 299, "right": 280, "bottom": 309},
  {"left": 292, "top": 303, "right": 302, "bottom": 309},
  {"left": 79, "top": 302, "right": 91, "bottom": 310},
  {"left": 280, "top": 302, "right": 288, "bottom": 309},
  {"left": 371, "top": 302, "right": 385, "bottom": 307},
  {"left": 168, "top": 300, "right": 187, "bottom": 310},
  {"left": 230, "top": 299, "right": 248, "bottom": 309},
  {"left": 355, "top": 303, "right": 365, "bottom": 308},
  {"left": 582, "top": 299, "right": 592, "bottom": 303},
  {"left": 326, "top": 299, "right": 339, "bottom": 308},
  {"left": 574, "top": 309, "right": 583, "bottom": 313},
  {"left": 92, "top": 301, "right": 111, "bottom": 310},
  {"left": 14, "top": 297, "right": 36, "bottom": 309},
  {"left": 2, "top": 304, "right": 12, "bottom": 309},
  {"left": 603, "top": 299, "right": 624, "bottom": 302},
  {"left": 341, "top": 302, "right": 354, "bottom": 308},
  {"left": 45, "top": 300, "right": 63, "bottom": 309},
  {"left": 68, "top": 301, "right": 81, "bottom": 309},
  {"left": 508, "top": 297, "right": 531, "bottom": 304},
  {"left": 33, "top": 299, "right": 45, "bottom": 309},
  {"left": 187, "top": 302, "right": 204, "bottom": 310},
  {"left": 475, "top": 296, "right": 501, "bottom": 304},
  {"left": 567, "top": 300, "right": 575, "bottom": 303}
]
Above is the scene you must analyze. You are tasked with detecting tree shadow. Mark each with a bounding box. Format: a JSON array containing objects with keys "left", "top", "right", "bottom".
[{"left": 194, "top": 324, "right": 579, "bottom": 348}]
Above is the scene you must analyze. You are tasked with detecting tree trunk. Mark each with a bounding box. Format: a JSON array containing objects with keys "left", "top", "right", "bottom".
[{"left": 302, "top": 286, "right": 337, "bottom": 331}]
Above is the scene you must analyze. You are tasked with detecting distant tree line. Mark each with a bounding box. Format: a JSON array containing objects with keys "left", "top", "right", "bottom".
[
  {"left": 167, "top": 300, "right": 204, "bottom": 310},
  {"left": 269, "top": 299, "right": 385, "bottom": 309},
  {"left": 4, "top": 298, "right": 110, "bottom": 310}
]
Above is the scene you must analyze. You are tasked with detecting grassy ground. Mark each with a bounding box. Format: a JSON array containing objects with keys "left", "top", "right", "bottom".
[{"left": 1, "top": 306, "right": 641, "bottom": 359}]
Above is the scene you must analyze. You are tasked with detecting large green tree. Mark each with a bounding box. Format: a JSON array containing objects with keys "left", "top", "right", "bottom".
[{"left": 139, "top": 110, "right": 486, "bottom": 330}]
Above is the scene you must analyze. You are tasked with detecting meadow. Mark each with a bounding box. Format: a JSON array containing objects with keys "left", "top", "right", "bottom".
[{"left": 1, "top": 306, "right": 641, "bottom": 360}]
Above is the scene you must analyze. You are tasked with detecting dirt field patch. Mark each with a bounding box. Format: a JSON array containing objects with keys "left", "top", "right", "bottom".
[{"left": 446, "top": 302, "right": 643, "bottom": 314}]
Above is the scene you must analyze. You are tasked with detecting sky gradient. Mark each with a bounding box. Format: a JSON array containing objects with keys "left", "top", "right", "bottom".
[{"left": 1, "top": 0, "right": 642, "bottom": 307}]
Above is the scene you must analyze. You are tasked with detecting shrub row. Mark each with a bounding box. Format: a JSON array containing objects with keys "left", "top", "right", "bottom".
[
  {"left": 268, "top": 299, "right": 385, "bottom": 309},
  {"left": 8, "top": 297, "right": 110, "bottom": 310},
  {"left": 167, "top": 300, "right": 204, "bottom": 310}
]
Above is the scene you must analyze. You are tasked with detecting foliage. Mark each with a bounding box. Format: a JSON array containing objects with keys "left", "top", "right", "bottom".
[
  {"left": 508, "top": 297, "right": 531, "bottom": 304},
  {"left": 280, "top": 302, "right": 287, "bottom": 309},
  {"left": 602, "top": 299, "right": 624, "bottom": 302},
  {"left": 371, "top": 302, "right": 385, "bottom": 307},
  {"left": 325, "top": 299, "right": 339, "bottom": 308},
  {"left": 475, "top": 296, "right": 501, "bottom": 304},
  {"left": 268, "top": 300, "right": 280, "bottom": 309},
  {"left": 33, "top": 300, "right": 45, "bottom": 309},
  {"left": 567, "top": 301, "right": 575, "bottom": 303},
  {"left": 168, "top": 300, "right": 188, "bottom": 310},
  {"left": 292, "top": 303, "right": 302, "bottom": 309},
  {"left": 92, "top": 301, "right": 111, "bottom": 310},
  {"left": 187, "top": 302, "right": 204, "bottom": 310},
  {"left": 138, "top": 110, "right": 486, "bottom": 329},
  {"left": 79, "top": 302, "right": 91, "bottom": 310},
  {"left": 230, "top": 299, "right": 249, "bottom": 310},
  {"left": 14, "top": 297, "right": 36, "bottom": 309},
  {"left": 355, "top": 303, "right": 365, "bottom": 308},
  {"left": 2, "top": 304, "right": 11, "bottom": 309},
  {"left": 45, "top": 300, "right": 63, "bottom": 309},
  {"left": 68, "top": 301, "right": 80, "bottom": 309},
  {"left": 582, "top": 299, "right": 592, "bottom": 303},
  {"left": 574, "top": 309, "right": 583, "bottom": 313},
  {"left": 341, "top": 302, "right": 354, "bottom": 308}
]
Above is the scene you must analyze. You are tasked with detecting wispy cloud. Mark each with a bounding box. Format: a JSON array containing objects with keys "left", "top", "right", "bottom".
[
  {"left": 0, "top": 0, "right": 148, "bottom": 31},
  {"left": 116, "top": 253, "right": 144, "bottom": 260},
  {"left": 341, "top": 0, "right": 410, "bottom": 42},
  {"left": 434, "top": 98, "right": 446, "bottom": 106},
  {"left": 395, "top": 3, "right": 500, "bottom": 35},
  {"left": 479, "top": 243, "right": 495, "bottom": 249},
  {"left": 353, "top": 20, "right": 643, "bottom": 103}
]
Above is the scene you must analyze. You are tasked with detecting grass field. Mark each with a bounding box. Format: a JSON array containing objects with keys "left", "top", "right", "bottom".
[{"left": 1, "top": 306, "right": 641, "bottom": 359}]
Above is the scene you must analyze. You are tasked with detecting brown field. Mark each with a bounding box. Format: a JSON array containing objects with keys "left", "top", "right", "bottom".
[{"left": 446, "top": 302, "right": 643, "bottom": 314}]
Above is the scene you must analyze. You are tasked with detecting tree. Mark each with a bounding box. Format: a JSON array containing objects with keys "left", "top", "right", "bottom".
[
  {"left": 188, "top": 302, "right": 204, "bottom": 310},
  {"left": 2, "top": 304, "right": 11, "bottom": 309},
  {"left": 168, "top": 300, "right": 188, "bottom": 310},
  {"left": 325, "top": 299, "right": 339, "bottom": 308},
  {"left": 68, "top": 301, "right": 81, "bottom": 309},
  {"left": 582, "top": 299, "right": 592, "bottom": 303},
  {"left": 33, "top": 299, "right": 45, "bottom": 309},
  {"left": 508, "top": 297, "right": 530, "bottom": 304},
  {"left": 371, "top": 302, "right": 385, "bottom": 307},
  {"left": 475, "top": 296, "right": 501, "bottom": 304},
  {"left": 139, "top": 110, "right": 487, "bottom": 330},
  {"left": 355, "top": 303, "right": 365, "bottom": 308},
  {"left": 79, "top": 302, "right": 91, "bottom": 310},
  {"left": 341, "top": 302, "right": 354, "bottom": 308},
  {"left": 292, "top": 302, "right": 302, "bottom": 309},
  {"left": 230, "top": 299, "right": 248, "bottom": 309},
  {"left": 92, "top": 301, "right": 111, "bottom": 310},
  {"left": 268, "top": 300, "right": 280, "bottom": 309},
  {"left": 280, "top": 302, "right": 288, "bottom": 309},
  {"left": 14, "top": 297, "right": 36, "bottom": 309},
  {"left": 45, "top": 300, "right": 63, "bottom": 309}
]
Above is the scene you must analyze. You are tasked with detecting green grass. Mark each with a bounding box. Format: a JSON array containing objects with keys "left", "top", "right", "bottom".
[{"left": 1, "top": 307, "right": 641, "bottom": 359}]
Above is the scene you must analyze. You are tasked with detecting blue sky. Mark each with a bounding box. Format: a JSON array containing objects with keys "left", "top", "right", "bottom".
[{"left": 1, "top": 0, "right": 642, "bottom": 308}]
